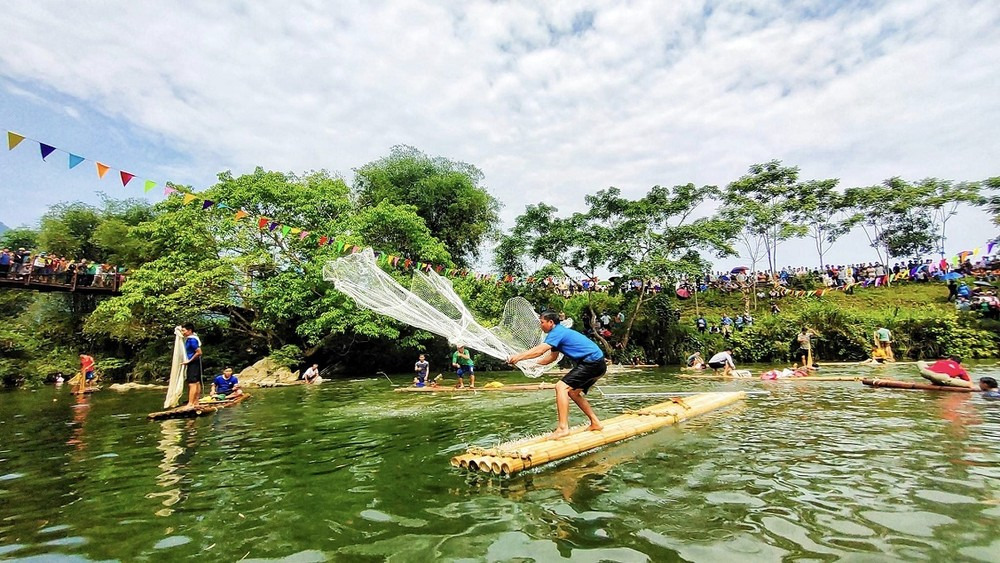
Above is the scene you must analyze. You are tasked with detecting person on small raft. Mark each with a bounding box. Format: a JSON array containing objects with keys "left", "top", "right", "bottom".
[
  {"left": 507, "top": 311, "right": 607, "bottom": 440},
  {"left": 707, "top": 350, "right": 736, "bottom": 377},
  {"left": 917, "top": 356, "right": 976, "bottom": 389},
  {"left": 207, "top": 367, "right": 243, "bottom": 400}
]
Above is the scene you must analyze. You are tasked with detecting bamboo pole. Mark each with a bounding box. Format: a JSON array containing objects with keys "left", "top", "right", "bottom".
[{"left": 452, "top": 392, "right": 745, "bottom": 475}]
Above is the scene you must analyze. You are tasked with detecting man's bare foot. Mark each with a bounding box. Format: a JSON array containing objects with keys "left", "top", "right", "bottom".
[
  {"left": 587, "top": 423, "right": 604, "bottom": 432},
  {"left": 456, "top": 385, "right": 464, "bottom": 389},
  {"left": 548, "top": 428, "right": 571, "bottom": 440}
]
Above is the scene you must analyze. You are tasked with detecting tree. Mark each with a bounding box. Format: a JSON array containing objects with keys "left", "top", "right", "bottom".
[
  {"left": 0, "top": 227, "right": 38, "bottom": 251},
  {"left": 792, "top": 179, "right": 849, "bottom": 269},
  {"left": 353, "top": 145, "right": 501, "bottom": 266},
  {"left": 721, "top": 161, "right": 807, "bottom": 272},
  {"left": 86, "top": 168, "right": 452, "bottom": 369},
  {"left": 497, "top": 184, "right": 737, "bottom": 353},
  {"left": 920, "top": 179, "right": 985, "bottom": 257},
  {"left": 842, "top": 178, "right": 936, "bottom": 263}
]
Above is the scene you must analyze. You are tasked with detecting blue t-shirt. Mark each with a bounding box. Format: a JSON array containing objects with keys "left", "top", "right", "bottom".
[
  {"left": 184, "top": 336, "right": 200, "bottom": 360},
  {"left": 544, "top": 324, "right": 604, "bottom": 363},
  {"left": 983, "top": 390, "right": 1000, "bottom": 400},
  {"left": 213, "top": 374, "right": 238, "bottom": 394}
]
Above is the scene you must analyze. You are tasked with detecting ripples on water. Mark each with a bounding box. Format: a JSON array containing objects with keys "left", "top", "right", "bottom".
[{"left": 1, "top": 363, "right": 1000, "bottom": 561}]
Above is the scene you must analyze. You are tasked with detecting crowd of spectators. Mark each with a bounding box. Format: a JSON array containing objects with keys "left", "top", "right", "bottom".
[{"left": 0, "top": 247, "right": 125, "bottom": 288}]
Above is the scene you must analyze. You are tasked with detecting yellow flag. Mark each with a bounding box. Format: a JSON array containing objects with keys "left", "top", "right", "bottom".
[
  {"left": 96, "top": 162, "right": 110, "bottom": 178},
  {"left": 183, "top": 194, "right": 197, "bottom": 205},
  {"left": 7, "top": 132, "right": 25, "bottom": 150}
]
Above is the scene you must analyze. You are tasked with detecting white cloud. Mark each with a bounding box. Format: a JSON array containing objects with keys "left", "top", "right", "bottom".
[{"left": 0, "top": 0, "right": 997, "bottom": 268}]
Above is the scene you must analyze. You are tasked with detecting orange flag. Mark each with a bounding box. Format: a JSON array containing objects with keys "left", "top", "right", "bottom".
[
  {"left": 7, "top": 132, "right": 25, "bottom": 150},
  {"left": 96, "top": 162, "right": 110, "bottom": 178},
  {"left": 234, "top": 210, "right": 249, "bottom": 221}
]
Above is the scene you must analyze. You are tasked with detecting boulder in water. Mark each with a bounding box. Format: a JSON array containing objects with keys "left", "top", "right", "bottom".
[{"left": 237, "top": 358, "right": 301, "bottom": 387}]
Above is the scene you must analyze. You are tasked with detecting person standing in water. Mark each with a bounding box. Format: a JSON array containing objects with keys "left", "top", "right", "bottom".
[
  {"left": 452, "top": 345, "right": 475, "bottom": 388},
  {"left": 506, "top": 312, "right": 606, "bottom": 439}
]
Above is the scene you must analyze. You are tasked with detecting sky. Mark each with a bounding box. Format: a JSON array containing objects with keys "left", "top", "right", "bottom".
[{"left": 0, "top": 0, "right": 997, "bottom": 272}]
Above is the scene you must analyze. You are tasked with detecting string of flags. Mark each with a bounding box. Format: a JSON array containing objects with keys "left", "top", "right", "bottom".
[
  {"left": 6, "top": 129, "right": 998, "bottom": 287},
  {"left": 4, "top": 130, "right": 502, "bottom": 281}
]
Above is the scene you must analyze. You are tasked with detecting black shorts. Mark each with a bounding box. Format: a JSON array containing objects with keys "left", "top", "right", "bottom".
[
  {"left": 185, "top": 360, "right": 203, "bottom": 384},
  {"left": 708, "top": 361, "right": 726, "bottom": 370},
  {"left": 561, "top": 360, "right": 607, "bottom": 394},
  {"left": 798, "top": 347, "right": 810, "bottom": 356}
]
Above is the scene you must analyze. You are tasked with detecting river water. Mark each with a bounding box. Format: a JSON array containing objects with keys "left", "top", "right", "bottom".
[{"left": 2, "top": 363, "right": 1000, "bottom": 561}]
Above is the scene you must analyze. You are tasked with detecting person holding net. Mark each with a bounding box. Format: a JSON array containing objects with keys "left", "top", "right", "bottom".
[{"left": 507, "top": 311, "right": 606, "bottom": 439}]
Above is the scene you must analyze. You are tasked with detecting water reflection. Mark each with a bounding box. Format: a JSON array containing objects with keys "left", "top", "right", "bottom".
[
  {"left": 146, "top": 418, "right": 199, "bottom": 517},
  {"left": 66, "top": 393, "right": 89, "bottom": 453}
]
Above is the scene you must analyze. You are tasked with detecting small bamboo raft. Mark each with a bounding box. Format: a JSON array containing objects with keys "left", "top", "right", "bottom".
[
  {"left": 395, "top": 383, "right": 555, "bottom": 393},
  {"left": 451, "top": 391, "right": 744, "bottom": 475},
  {"left": 862, "top": 378, "right": 976, "bottom": 393},
  {"left": 679, "top": 374, "right": 860, "bottom": 382},
  {"left": 147, "top": 394, "right": 251, "bottom": 420}
]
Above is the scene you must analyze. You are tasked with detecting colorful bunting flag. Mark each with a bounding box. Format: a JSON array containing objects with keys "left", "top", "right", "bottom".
[
  {"left": 183, "top": 193, "right": 197, "bottom": 205},
  {"left": 268, "top": 222, "right": 279, "bottom": 232},
  {"left": 7, "top": 132, "right": 25, "bottom": 150},
  {"left": 144, "top": 180, "right": 156, "bottom": 193},
  {"left": 258, "top": 217, "right": 269, "bottom": 229},
  {"left": 96, "top": 162, "right": 110, "bottom": 178},
  {"left": 68, "top": 154, "right": 85, "bottom": 169},
  {"left": 164, "top": 186, "right": 177, "bottom": 196},
  {"left": 235, "top": 210, "right": 249, "bottom": 222},
  {"left": 202, "top": 200, "right": 215, "bottom": 210},
  {"left": 318, "top": 236, "right": 328, "bottom": 246},
  {"left": 120, "top": 171, "right": 135, "bottom": 187},
  {"left": 40, "top": 143, "right": 56, "bottom": 160},
  {"left": 281, "top": 226, "right": 291, "bottom": 236},
  {"left": 299, "top": 231, "right": 309, "bottom": 240}
]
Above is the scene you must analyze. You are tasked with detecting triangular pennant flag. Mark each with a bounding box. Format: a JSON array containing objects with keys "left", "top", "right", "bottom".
[
  {"left": 68, "top": 154, "right": 85, "bottom": 169},
  {"left": 96, "top": 162, "right": 110, "bottom": 178},
  {"left": 336, "top": 242, "right": 345, "bottom": 253},
  {"left": 234, "top": 210, "right": 249, "bottom": 221},
  {"left": 202, "top": 200, "right": 215, "bottom": 210},
  {"left": 258, "top": 217, "right": 269, "bottom": 229},
  {"left": 281, "top": 226, "right": 291, "bottom": 236},
  {"left": 269, "top": 222, "right": 279, "bottom": 232},
  {"left": 299, "top": 230, "right": 309, "bottom": 240},
  {"left": 144, "top": 180, "right": 156, "bottom": 193},
  {"left": 40, "top": 143, "right": 57, "bottom": 160},
  {"left": 290, "top": 227, "right": 301, "bottom": 235},
  {"left": 318, "top": 236, "right": 328, "bottom": 246},
  {"left": 973, "top": 247, "right": 980, "bottom": 256},
  {"left": 989, "top": 241, "right": 996, "bottom": 255},
  {"left": 183, "top": 193, "right": 197, "bottom": 205},
  {"left": 7, "top": 132, "right": 25, "bottom": 150},
  {"left": 120, "top": 171, "right": 135, "bottom": 187},
  {"left": 216, "top": 203, "right": 229, "bottom": 210},
  {"left": 164, "top": 186, "right": 177, "bottom": 196}
]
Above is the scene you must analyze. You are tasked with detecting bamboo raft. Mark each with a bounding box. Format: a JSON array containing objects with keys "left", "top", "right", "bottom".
[
  {"left": 861, "top": 378, "right": 976, "bottom": 393},
  {"left": 680, "top": 374, "right": 860, "bottom": 382},
  {"left": 395, "top": 383, "right": 555, "bottom": 393},
  {"left": 147, "top": 393, "right": 251, "bottom": 420},
  {"left": 451, "top": 391, "right": 744, "bottom": 475}
]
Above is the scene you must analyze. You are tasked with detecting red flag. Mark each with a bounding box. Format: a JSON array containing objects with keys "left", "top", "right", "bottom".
[
  {"left": 258, "top": 217, "right": 269, "bottom": 229},
  {"left": 120, "top": 171, "right": 135, "bottom": 187}
]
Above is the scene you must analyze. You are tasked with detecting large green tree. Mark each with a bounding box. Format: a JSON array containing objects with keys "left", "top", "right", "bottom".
[
  {"left": 497, "top": 184, "right": 737, "bottom": 353},
  {"left": 792, "top": 179, "right": 849, "bottom": 269},
  {"left": 353, "top": 145, "right": 501, "bottom": 266},
  {"left": 842, "top": 178, "right": 937, "bottom": 262},
  {"left": 721, "top": 161, "right": 807, "bottom": 272},
  {"left": 86, "top": 168, "right": 452, "bottom": 376}
]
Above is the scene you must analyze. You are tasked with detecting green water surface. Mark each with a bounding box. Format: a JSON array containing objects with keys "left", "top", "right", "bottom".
[{"left": 2, "top": 363, "right": 1000, "bottom": 561}]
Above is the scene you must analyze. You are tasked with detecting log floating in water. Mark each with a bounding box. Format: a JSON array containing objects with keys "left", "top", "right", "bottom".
[
  {"left": 451, "top": 391, "right": 745, "bottom": 475},
  {"left": 861, "top": 378, "right": 976, "bottom": 392},
  {"left": 395, "top": 383, "right": 555, "bottom": 393},
  {"left": 147, "top": 394, "right": 251, "bottom": 420}
]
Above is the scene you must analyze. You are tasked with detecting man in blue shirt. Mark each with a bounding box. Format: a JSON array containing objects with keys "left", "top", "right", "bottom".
[
  {"left": 181, "top": 323, "right": 203, "bottom": 408},
  {"left": 980, "top": 377, "right": 1000, "bottom": 400},
  {"left": 211, "top": 367, "right": 242, "bottom": 399},
  {"left": 507, "top": 311, "right": 607, "bottom": 439}
]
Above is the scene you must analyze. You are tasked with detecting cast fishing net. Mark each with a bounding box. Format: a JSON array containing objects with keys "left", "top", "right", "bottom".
[{"left": 322, "top": 249, "right": 559, "bottom": 377}]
